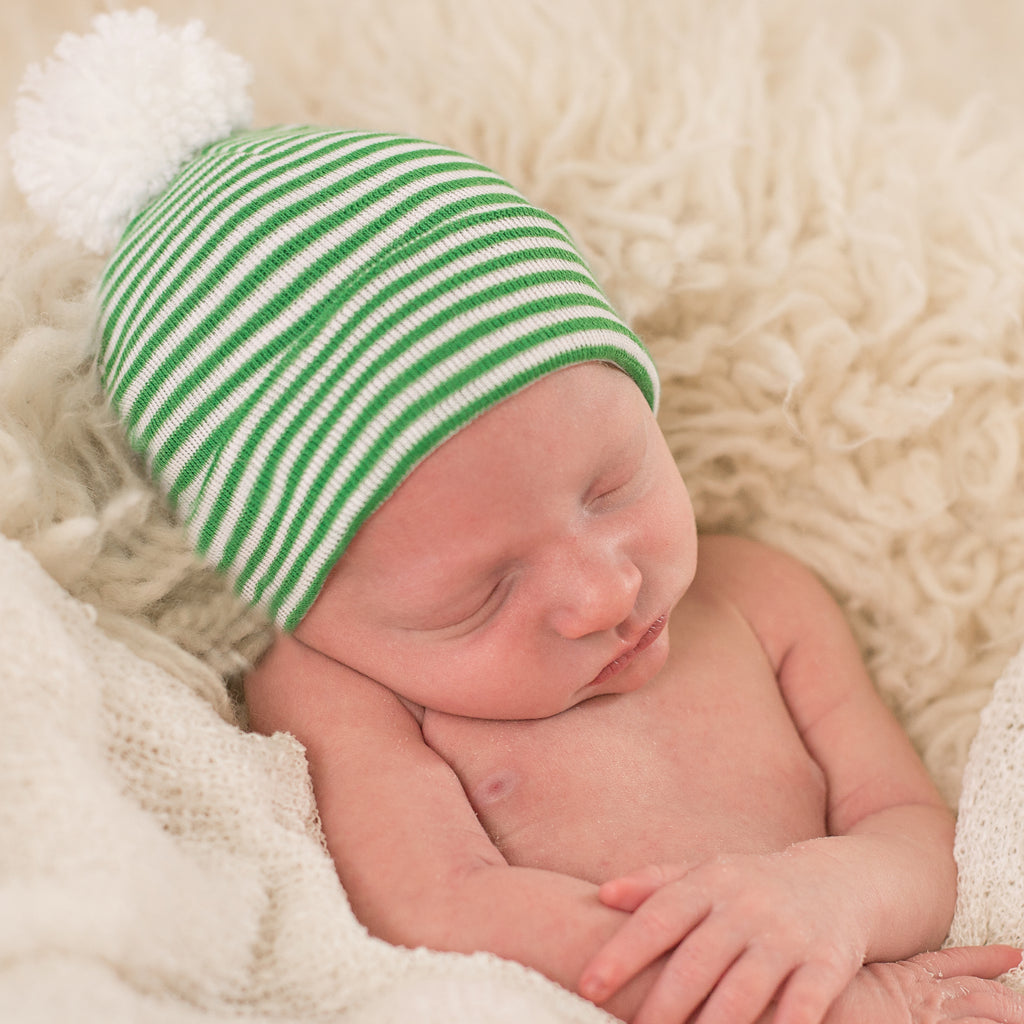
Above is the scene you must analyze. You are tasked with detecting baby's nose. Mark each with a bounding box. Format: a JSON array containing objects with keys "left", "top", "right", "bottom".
[{"left": 548, "top": 543, "right": 642, "bottom": 640}]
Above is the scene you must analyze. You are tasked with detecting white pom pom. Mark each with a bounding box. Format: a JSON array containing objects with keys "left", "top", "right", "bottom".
[{"left": 10, "top": 8, "right": 252, "bottom": 253}]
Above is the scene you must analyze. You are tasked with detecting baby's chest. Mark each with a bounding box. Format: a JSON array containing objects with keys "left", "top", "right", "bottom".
[{"left": 421, "top": 664, "right": 828, "bottom": 883}]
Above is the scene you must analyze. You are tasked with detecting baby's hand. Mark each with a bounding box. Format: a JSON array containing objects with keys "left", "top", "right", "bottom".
[
  {"left": 578, "top": 853, "right": 871, "bottom": 1024},
  {"left": 823, "top": 945, "right": 1024, "bottom": 1023}
]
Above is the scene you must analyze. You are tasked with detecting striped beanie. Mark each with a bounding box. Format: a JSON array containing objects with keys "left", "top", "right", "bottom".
[{"left": 10, "top": 10, "right": 659, "bottom": 630}]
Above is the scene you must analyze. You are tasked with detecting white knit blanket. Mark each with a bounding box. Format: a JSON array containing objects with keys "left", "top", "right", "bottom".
[
  {"left": 949, "top": 646, "right": 1024, "bottom": 976},
  {"left": 0, "top": 534, "right": 614, "bottom": 1023}
]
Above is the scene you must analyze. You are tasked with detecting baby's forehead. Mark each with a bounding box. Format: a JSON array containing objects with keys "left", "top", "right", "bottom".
[
  {"left": 441, "top": 359, "right": 641, "bottom": 435},
  {"left": 416, "top": 361, "right": 643, "bottom": 470},
  {"left": 354, "top": 363, "right": 648, "bottom": 542}
]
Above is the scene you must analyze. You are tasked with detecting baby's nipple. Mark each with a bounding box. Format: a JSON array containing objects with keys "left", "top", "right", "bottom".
[{"left": 471, "top": 769, "right": 518, "bottom": 808}]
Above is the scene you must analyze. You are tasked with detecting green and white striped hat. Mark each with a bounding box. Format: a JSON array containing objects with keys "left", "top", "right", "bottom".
[{"left": 11, "top": 10, "right": 659, "bottom": 629}]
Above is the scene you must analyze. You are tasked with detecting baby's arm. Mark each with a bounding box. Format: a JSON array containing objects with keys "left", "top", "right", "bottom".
[
  {"left": 580, "top": 534, "right": 957, "bottom": 1023},
  {"left": 244, "top": 632, "right": 663, "bottom": 1021},
  {"left": 708, "top": 534, "right": 956, "bottom": 953}
]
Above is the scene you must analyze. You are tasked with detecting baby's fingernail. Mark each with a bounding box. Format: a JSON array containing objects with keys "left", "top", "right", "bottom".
[{"left": 579, "top": 974, "right": 608, "bottom": 1001}]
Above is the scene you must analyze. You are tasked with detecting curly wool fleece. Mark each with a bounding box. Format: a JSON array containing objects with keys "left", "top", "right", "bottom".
[{"left": 4, "top": 0, "right": 1024, "bottom": 806}]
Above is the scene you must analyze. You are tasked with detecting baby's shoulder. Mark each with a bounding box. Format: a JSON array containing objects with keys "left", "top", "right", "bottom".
[
  {"left": 689, "top": 533, "right": 843, "bottom": 662},
  {"left": 694, "top": 532, "right": 817, "bottom": 593}
]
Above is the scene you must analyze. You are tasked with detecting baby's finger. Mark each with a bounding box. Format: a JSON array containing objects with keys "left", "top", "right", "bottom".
[
  {"left": 579, "top": 892, "right": 710, "bottom": 1006},
  {"left": 770, "top": 958, "right": 859, "bottom": 1024},
  {"left": 597, "top": 864, "right": 692, "bottom": 912},
  {"left": 910, "top": 945, "right": 1023, "bottom": 982},
  {"left": 634, "top": 916, "right": 781, "bottom": 1024},
  {"left": 937, "top": 975, "right": 1024, "bottom": 1022},
  {"left": 686, "top": 947, "right": 790, "bottom": 1024}
]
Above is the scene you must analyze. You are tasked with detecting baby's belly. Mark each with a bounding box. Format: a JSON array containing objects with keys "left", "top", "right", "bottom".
[{"left": 421, "top": 679, "right": 828, "bottom": 884}]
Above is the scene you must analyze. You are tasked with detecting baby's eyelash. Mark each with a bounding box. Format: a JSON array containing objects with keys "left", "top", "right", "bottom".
[
  {"left": 438, "top": 579, "right": 507, "bottom": 634},
  {"left": 587, "top": 465, "right": 643, "bottom": 511},
  {"left": 585, "top": 434, "right": 648, "bottom": 510},
  {"left": 465, "top": 582, "right": 502, "bottom": 620}
]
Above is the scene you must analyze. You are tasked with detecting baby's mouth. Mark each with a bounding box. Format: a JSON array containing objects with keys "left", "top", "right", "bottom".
[{"left": 585, "top": 614, "right": 668, "bottom": 688}]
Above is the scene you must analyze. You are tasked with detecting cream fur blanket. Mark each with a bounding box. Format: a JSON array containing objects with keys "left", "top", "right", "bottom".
[{"left": 4, "top": 0, "right": 1024, "bottom": 1019}]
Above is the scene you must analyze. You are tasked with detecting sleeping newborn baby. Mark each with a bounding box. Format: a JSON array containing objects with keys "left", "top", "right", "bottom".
[
  {"left": 248, "top": 360, "right": 1007, "bottom": 1024},
  {"left": 13, "top": 11, "right": 1024, "bottom": 1024}
]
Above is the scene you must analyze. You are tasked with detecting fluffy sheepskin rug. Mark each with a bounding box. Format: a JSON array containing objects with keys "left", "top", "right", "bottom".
[{"left": 4, "top": 0, "right": 1024, "bottom": 809}]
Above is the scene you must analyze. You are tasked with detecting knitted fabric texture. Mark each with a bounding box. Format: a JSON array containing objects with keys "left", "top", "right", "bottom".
[
  {"left": 948, "top": 642, "right": 1024, "bottom": 991},
  {"left": 98, "top": 126, "right": 659, "bottom": 629}
]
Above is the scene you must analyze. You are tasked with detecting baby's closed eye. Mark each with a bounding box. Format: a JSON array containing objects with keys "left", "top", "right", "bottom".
[{"left": 422, "top": 576, "right": 513, "bottom": 635}]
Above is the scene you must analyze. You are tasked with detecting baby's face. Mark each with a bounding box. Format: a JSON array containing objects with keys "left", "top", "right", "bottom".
[{"left": 296, "top": 363, "right": 697, "bottom": 719}]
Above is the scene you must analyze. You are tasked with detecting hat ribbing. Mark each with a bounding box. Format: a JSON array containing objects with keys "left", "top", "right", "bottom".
[{"left": 97, "top": 126, "right": 660, "bottom": 629}]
